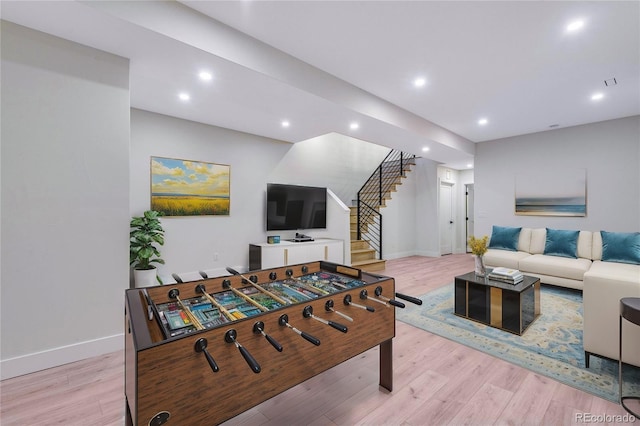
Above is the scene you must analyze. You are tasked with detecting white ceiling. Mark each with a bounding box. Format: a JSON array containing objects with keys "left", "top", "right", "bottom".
[{"left": 2, "top": 1, "right": 638, "bottom": 170}]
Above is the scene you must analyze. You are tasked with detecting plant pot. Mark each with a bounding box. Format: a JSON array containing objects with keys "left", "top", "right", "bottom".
[{"left": 134, "top": 268, "right": 158, "bottom": 288}]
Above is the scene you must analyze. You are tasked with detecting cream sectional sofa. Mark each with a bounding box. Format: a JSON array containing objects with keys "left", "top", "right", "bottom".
[
  {"left": 483, "top": 227, "right": 640, "bottom": 368},
  {"left": 485, "top": 227, "right": 593, "bottom": 290}
]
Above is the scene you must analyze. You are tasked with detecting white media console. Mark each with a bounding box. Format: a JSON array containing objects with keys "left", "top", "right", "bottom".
[{"left": 249, "top": 239, "right": 344, "bottom": 270}]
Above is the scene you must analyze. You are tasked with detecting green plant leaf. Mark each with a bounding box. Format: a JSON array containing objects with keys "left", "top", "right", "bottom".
[{"left": 129, "top": 210, "right": 165, "bottom": 270}]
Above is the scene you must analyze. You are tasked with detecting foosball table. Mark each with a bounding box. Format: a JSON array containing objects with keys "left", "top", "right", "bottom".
[{"left": 124, "top": 261, "right": 420, "bottom": 425}]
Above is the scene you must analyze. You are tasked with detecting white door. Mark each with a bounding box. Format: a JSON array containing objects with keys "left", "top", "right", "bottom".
[{"left": 440, "top": 182, "right": 454, "bottom": 255}]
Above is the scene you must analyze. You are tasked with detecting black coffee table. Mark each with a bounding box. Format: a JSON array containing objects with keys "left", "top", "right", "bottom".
[{"left": 454, "top": 271, "right": 541, "bottom": 335}]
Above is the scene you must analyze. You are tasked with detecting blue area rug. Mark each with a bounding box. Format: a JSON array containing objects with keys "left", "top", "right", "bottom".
[{"left": 396, "top": 283, "right": 640, "bottom": 403}]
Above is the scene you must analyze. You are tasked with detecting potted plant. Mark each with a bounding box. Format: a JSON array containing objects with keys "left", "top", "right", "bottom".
[
  {"left": 468, "top": 234, "right": 489, "bottom": 277},
  {"left": 130, "top": 210, "right": 165, "bottom": 287}
]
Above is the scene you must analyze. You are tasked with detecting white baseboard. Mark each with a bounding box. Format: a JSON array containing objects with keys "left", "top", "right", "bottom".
[
  {"left": 385, "top": 250, "right": 443, "bottom": 259},
  {"left": 384, "top": 250, "right": 417, "bottom": 260},
  {"left": 414, "top": 250, "right": 442, "bottom": 257},
  {"left": 1, "top": 333, "right": 124, "bottom": 380}
]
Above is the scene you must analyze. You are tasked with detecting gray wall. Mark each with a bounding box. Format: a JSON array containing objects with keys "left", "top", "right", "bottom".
[
  {"left": 130, "top": 110, "right": 361, "bottom": 279},
  {"left": 130, "top": 109, "right": 292, "bottom": 278},
  {"left": 382, "top": 157, "right": 441, "bottom": 258},
  {"left": 268, "top": 133, "right": 390, "bottom": 205},
  {"left": 1, "top": 22, "right": 130, "bottom": 378},
  {"left": 474, "top": 116, "right": 640, "bottom": 237}
]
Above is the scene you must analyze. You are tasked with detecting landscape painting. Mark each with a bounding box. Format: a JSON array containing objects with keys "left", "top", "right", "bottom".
[
  {"left": 151, "top": 157, "right": 230, "bottom": 216},
  {"left": 515, "top": 169, "right": 586, "bottom": 216}
]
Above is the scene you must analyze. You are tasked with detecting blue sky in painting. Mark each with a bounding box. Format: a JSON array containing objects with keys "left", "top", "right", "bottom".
[{"left": 151, "top": 157, "right": 229, "bottom": 196}]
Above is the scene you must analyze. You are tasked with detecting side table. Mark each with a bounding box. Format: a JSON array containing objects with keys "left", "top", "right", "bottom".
[{"left": 619, "top": 297, "right": 640, "bottom": 418}]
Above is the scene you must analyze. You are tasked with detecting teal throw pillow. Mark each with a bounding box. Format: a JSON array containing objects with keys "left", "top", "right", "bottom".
[
  {"left": 601, "top": 231, "right": 640, "bottom": 265},
  {"left": 544, "top": 228, "right": 579, "bottom": 258},
  {"left": 488, "top": 226, "right": 522, "bottom": 251}
]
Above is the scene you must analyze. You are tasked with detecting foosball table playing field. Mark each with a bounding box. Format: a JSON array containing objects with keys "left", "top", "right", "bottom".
[{"left": 124, "top": 261, "right": 421, "bottom": 425}]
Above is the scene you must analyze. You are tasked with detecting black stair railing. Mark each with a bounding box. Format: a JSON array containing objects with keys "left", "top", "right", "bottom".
[{"left": 357, "top": 150, "right": 416, "bottom": 260}]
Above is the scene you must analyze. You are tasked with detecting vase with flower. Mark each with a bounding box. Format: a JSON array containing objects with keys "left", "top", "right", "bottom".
[{"left": 468, "top": 235, "right": 489, "bottom": 277}]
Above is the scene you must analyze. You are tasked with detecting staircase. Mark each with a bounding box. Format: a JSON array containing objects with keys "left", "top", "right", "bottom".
[
  {"left": 350, "top": 208, "right": 383, "bottom": 270},
  {"left": 351, "top": 150, "right": 416, "bottom": 272}
]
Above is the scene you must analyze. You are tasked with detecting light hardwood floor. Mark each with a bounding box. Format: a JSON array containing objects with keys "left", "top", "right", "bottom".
[{"left": 1, "top": 254, "right": 634, "bottom": 425}]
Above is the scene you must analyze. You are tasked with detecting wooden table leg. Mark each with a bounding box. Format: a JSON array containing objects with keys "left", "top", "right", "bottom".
[
  {"left": 125, "top": 397, "right": 133, "bottom": 426},
  {"left": 379, "top": 339, "right": 393, "bottom": 391}
]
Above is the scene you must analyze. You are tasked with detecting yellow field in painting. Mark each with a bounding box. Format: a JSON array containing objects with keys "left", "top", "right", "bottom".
[{"left": 152, "top": 196, "right": 229, "bottom": 216}]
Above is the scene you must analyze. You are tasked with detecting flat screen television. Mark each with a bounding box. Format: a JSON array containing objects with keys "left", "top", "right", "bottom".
[{"left": 266, "top": 183, "right": 327, "bottom": 231}]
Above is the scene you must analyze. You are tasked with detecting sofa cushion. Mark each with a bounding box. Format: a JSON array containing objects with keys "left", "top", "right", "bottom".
[
  {"left": 519, "top": 254, "right": 592, "bottom": 281},
  {"left": 584, "top": 263, "right": 640, "bottom": 366},
  {"left": 585, "top": 260, "right": 640, "bottom": 284},
  {"left": 484, "top": 248, "right": 531, "bottom": 270},
  {"left": 544, "top": 228, "right": 579, "bottom": 258},
  {"left": 530, "top": 228, "right": 546, "bottom": 254},
  {"left": 600, "top": 231, "right": 640, "bottom": 265},
  {"left": 517, "top": 228, "right": 532, "bottom": 252},
  {"left": 592, "top": 231, "right": 603, "bottom": 261},
  {"left": 488, "top": 226, "right": 522, "bottom": 251},
  {"left": 576, "top": 231, "right": 593, "bottom": 260}
]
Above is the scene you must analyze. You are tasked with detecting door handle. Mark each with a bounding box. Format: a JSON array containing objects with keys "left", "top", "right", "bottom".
[{"left": 449, "top": 220, "right": 454, "bottom": 224}]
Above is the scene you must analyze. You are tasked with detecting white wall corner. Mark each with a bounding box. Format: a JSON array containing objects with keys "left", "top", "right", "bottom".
[{"left": 327, "top": 188, "right": 352, "bottom": 264}]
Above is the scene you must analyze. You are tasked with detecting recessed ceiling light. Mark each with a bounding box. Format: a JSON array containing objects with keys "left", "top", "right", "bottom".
[
  {"left": 478, "top": 118, "right": 488, "bottom": 125},
  {"left": 591, "top": 93, "right": 604, "bottom": 101},
  {"left": 350, "top": 122, "right": 359, "bottom": 130},
  {"left": 281, "top": 120, "right": 290, "bottom": 128},
  {"left": 414, "top": 77, "right": 426, "bottom": 88},
  {"left": 566, "top": 20, "right": 585, "bottom": 32},
  {"left": 199, "top": 71, "right": 213, "bottom": 81},
  {"left": 422, "top": 147, "right": 430, "bottom": 152},
  {"left": 467, "top": 163, "right": 473, "bottom": 168},
  {"left": 178, "top": 92, "right": 190, "bottom": 101}
]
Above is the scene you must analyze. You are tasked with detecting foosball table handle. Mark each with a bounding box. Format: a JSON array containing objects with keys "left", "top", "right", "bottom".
[
  {"left": 300, "top": 331, "right": 321, "bottom": 346},
  {"left": 225, "top": 329, "right": 261, "bottom": 374},
  {"left": 265, "top": 333, "right": 284, "bottom": 352},
  {"left": 194, "top": 338, "right": 219, "bottom": 373},
  {"left": 343, "top": 294, "right": 375, "bottom": 312},
  {"left": 279, "top": 314, "right": 321, "bottom": 346},
  {"left": 239, "top": 345, "right": 261, "bottom": 374},
  {"left": 327, "top": 320, "right": 348, "bottom": 333},
  {"left": 395, "top": 292, "right": 423, "bottom": 306},
  {"left": 388, "top": 299, "right": 406, "bottom": 308},
  {"left": 302, "top": 305, "right": 349, "bottom": 334},
  {"left": 253, "top": 321, "right": 283, "bottom": 352},
  {"left": 373, "top": 286, "right": 406, "bottom": 308}
]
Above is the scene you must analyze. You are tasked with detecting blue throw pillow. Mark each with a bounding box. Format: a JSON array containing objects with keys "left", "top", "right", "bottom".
[
  {"left": 488, "top": 226, "right": 522, "bottom": 251},
  {"left": 601, "top": 231, "right": 640, "bottom": 265},
  {"left": 544, "top": 228, "right": 579, "bottom": 258}
]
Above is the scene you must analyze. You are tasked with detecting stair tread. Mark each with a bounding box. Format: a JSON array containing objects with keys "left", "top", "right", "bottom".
[
  {"left": 351, "top": 258, "right": 385, "bottom": 265},
  {"left": 351, "top": 249, "right": 376, "bottom": 260},
  {"left": 351, "top": 259, "right": 387, "bottom": 271}
]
